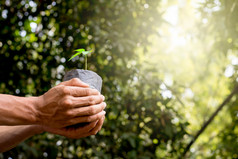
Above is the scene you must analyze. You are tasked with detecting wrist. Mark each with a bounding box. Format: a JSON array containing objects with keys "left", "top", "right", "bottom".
[{"left": 25, "top": 96, "right": 43, "bottom": 125}]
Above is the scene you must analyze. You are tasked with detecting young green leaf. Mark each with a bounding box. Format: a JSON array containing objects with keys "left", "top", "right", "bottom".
[
  {"left": 74, "top": 49, "right": 85, "bottom": 52},
  {"left": 68, "top": 48, "right": 93, "bottom": 70},
  {"left": 68, "top": 52, "right": 83, "bottom": 61}
]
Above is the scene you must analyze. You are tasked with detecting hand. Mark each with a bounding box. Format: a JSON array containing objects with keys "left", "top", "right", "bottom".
[
  {"left": 43, "top": 115, "right": 105, "bottom": 139},
  {"left": 34, "top": 78, "right": 106, "bottom": 128}
]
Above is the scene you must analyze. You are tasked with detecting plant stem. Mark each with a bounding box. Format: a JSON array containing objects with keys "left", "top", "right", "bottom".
[{"left": 85, "top": 55, "right": 87, "bottom": 70}]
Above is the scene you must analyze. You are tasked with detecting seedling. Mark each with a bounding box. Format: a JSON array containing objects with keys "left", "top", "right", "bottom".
[{"left": 68, "top": 48, "right": 92, "bottom": 70}]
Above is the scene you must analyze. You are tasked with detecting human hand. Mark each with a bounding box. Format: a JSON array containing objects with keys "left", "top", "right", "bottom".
[
  {"left": 34, "top": 78, "right": 106, "bottom": 128},
  {"left": 43, "top": 115, "right": 105, "bottom": 139}
]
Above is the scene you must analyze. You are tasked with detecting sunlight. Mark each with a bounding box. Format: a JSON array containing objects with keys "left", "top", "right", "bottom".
[
  {"left": 162, "top": 3, "right": 188, "bottom": 48},
  {"left": 160, "top": 0, "right": 212, "bottom": 48},
  {"left": 163, "top": 6, "right": 178, "bottom": 26},
  {"left": 169, "top": 28, "right": 187, "bottom": 47},
  {"left": 148, "top": 0, "right": 228, "bottom": 141},
  {"left": 224, "top": 65, "right": 234, "bottom": 77}
]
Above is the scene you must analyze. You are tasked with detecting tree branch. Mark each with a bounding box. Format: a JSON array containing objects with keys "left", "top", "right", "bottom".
[{"left": 181, "top": 85, "right": 238, "bottom": 158}]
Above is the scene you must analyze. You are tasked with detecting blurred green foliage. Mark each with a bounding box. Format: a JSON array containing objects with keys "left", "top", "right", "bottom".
[{"left": 0, "top": 0, "right": 238, "bottom": 158}]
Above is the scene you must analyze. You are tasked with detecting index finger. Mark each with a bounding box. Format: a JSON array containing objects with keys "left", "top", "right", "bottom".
[
  {"left": 67, "top": 87, "right": 100, "bottom": 97},
  {"left": 60, "top": 78, "right": 89, "bottom": 88}
]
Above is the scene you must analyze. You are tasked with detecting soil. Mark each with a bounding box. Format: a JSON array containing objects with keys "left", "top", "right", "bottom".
[{"left": 63, "top": 69, "right": 103, "bottom": 129}]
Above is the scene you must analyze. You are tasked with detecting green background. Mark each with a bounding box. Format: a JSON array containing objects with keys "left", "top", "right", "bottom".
[{"left": 0, "top": 0, "right": 238, "bottom": 158}]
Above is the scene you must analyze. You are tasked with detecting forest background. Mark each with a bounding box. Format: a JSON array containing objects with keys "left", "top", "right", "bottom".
[{"left": 0, "top": 0, "right": 238, "bottom": 158}]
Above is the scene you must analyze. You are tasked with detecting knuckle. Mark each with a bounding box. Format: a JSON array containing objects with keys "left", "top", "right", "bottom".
[
  {"left": 71, "top": 78, "right": 80, "bottom": 84},
  {"left": 66, "top": 110, "right": 74, "bottom": 117},
  {"left": 86, "top": 116, "right": 93, "bottom": 122},
  {"left": 88, "top": 107, "right": 96, "bottom": 115},
  {"left": 68, "top": 119, "right": 75, "bottom": 125},
  {"left": 62, "top": 98, "right": 73, "bottom": 107},
  {"left": 84, "top": 88, "right": 90, "bottom": 95},
  {"left": 88, "top": 96, "right": 96, "bottom": 105},
  {"left": 61, "top": 86, "right": 70, "bottom": 95},
  {"left": 87, "top": 107, "right": 93, "bottom": 115}
]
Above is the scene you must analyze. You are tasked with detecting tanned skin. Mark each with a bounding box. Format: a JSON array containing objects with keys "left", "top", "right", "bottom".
[{"left": 0, "top": 78, "right": 106, "bottom": 152}]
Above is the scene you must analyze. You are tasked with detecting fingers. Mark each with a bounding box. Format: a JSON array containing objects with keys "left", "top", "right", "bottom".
[
  {"left": 89, "top": 115, "right": 105, "bottom": 135},
  {"left": 44, "top": 120, "right": 99, "bottom": 138},
  {"left": 72, "top": 95, "right": 105, "bottom": 107},
  {"left": 67, "top": 87, "right": 101, "bottom": 97},
  {"left": 44, "top": 116, "right": 105, "bottom": 139},
  {"left": 57, "top": 85, "right": 100, "bottom": 97},
  {"left": 98, "top": 116, "right": 105, "bottom": 131},
  {"left": 80, "top": 120, "right": 99, "bottom": 132},
  {"left": 70, "top": 111, "right": 106, "bottom": 125},
  {"left": 67, "top": 116, "right": 105, "bottom": 138},
  {"left": 69, "top": 102, "right": 106, "bottom": 117},
  {"left": 61, "top": 94, "right": 104, "bottom": 109},
  {"left": 60, "top": 78, "right": 89, "bottom": 88}
]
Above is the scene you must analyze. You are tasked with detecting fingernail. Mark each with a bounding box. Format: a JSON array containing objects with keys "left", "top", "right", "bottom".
[
  {"left": 103, "top": 111, "right": 106, "bottom": 115},
  {"left": 102, "top": 95, "right": 105, "bottom": 101},
  {"left": 103, "top": 102, "right": 107, "bottom": 108}
]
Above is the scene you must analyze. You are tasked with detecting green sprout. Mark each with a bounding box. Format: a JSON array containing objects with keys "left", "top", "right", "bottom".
[{"left": 68, "top": 48, "right": 92, "bottom": 70}]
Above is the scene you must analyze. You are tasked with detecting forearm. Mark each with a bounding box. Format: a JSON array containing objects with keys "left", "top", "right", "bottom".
[
  {"left": 0, "top": 94, "right": 38, "bottom": 126},
  {"left": 0, "top": 125, "right": 43, "bottom": 152}
]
